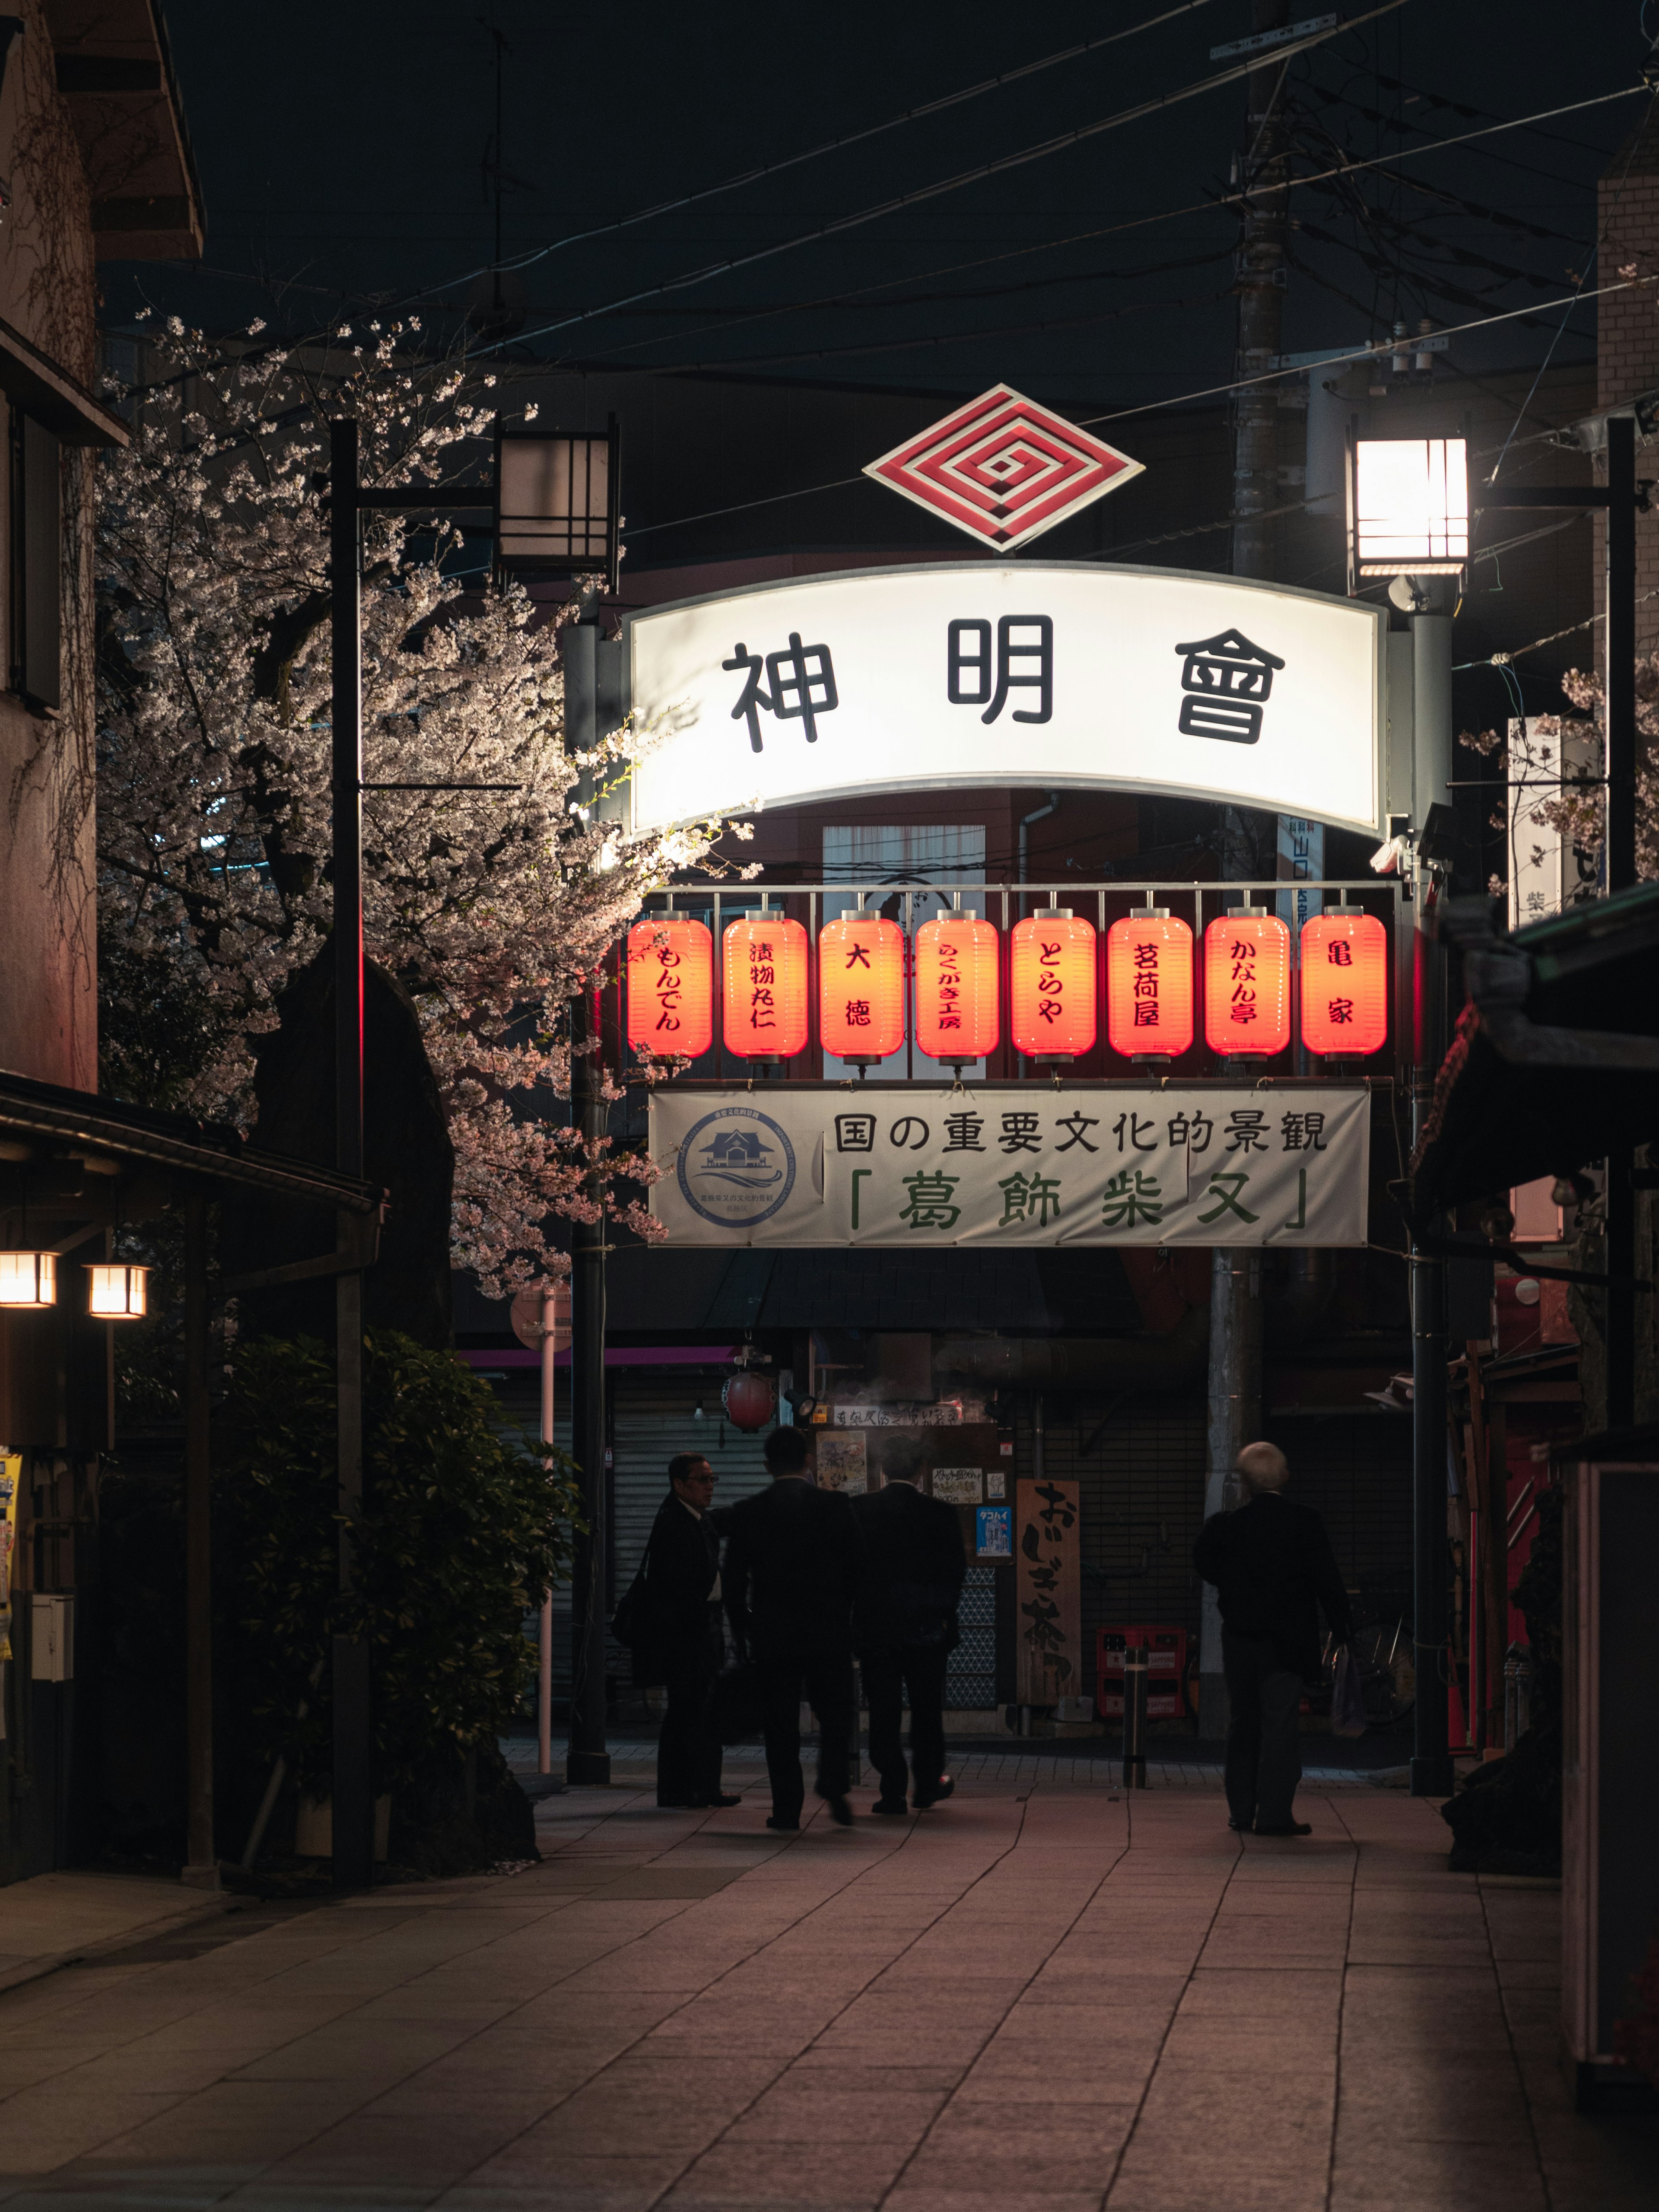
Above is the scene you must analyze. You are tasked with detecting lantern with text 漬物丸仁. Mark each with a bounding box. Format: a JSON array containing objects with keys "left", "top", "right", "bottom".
[
  {"left": 1204, "top": 909, "right": 1290, "bottom": 1057},
  {"left": 1011, "top": 909, "right": 1096, "bottom": 1061},
  {"left": 1106, "top": 910, "right": 1193, "bottom": 1062},
  {"left": 721, "top": 911, "right": 809, "bottom": 1061},
  {"left": 818, "top": 912, "right": 906, "bottom": 1064},
  {"left": 914, "top": 912, "right": 1000, "bottom": 1065},
  {"left": 1300, "top": 910, "right": 1388, "bottom": 1057},
  {"left": 626, "top": 917, "right": 713, "bottom": 1058}
]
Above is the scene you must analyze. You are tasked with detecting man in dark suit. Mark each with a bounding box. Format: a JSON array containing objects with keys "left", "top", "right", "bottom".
[
  {"left": 724, "top": 1425, "right": 860, "bottom": 1831},
  {"left": 852, "top": 1456, "right": 966, "bottom": 1815},
  {"left": 642, "top": 1453, "right": 741, "bottom": 1810},
  {"left": 1194, "top": 1441, "right": 1354, "bottom": 1837}
]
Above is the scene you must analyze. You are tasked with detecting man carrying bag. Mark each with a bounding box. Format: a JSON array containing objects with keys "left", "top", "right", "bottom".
[{"left": 622, "top": 1453, "right": 741, "bottom": 1810}]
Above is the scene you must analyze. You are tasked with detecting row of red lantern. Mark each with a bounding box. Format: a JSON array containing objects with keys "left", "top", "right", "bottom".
[{"left": 626, "top": 906, "right": 1389, "bottom": 1064}]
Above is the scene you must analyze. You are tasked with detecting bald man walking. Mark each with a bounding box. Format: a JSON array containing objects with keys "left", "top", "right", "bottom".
[{"left": 1195, "top": 1442, "right": 1353, "bottom": 1837}]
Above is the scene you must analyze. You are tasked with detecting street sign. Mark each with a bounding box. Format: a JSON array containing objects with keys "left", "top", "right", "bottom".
[
  {"left": 648, "top": 1085, "right": 1370, "bottom": 1248},
  {"left": 627, "top": 563, "right": 1384, "bottom": 838}
]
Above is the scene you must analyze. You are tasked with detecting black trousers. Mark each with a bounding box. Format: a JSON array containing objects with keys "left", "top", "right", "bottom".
[
  {"left": 657, "top": 1609, "right": 725, "bottom": 1806},
  {"left": 1222, "top": 1626, "right": 1304, "bottom": 1830},
  {"left": 756, "top": 1653, "right": 853, "bottom": 1822},
  {"left": 862, "top": 1646, "right": 949, "bottom": 1802}
]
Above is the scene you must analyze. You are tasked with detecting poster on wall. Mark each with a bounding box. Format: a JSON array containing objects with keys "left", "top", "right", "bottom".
[
  {"left": 1015, "top": 1477, "right": 1082, "bottom": 1705},
  {"left": 814, "top": 1434, "right": 868, "bottom": 1494}
]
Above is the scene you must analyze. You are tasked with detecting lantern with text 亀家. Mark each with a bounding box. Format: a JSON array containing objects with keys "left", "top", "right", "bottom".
[
  {"left": 722, "top": 1369, "right": 775, "bottom": 1432},
  {"left": 1106, "top": 909, "right": 1193, "bottom": 1062},
  {"left": 1300, "top": 909, "right": 1388, "bottom": 1057},
  {"left": 1204, "top": 909, "right": 1290, "bottom": 1058},
  {"left": 626, "top": 917, "right": 713, "bottom": 1058},
  {"left": 1011, "top": 908, "right": 1096, "bottom": 1062},
  {"left": 914, "top": 912, "right": 1000, "bottom": 1065},
  {"left": 818, "top": 912, "right": 906, "bottom": 1065},
  {"left": 722, "top": 910, "right": 809, "bottom": 1061}
]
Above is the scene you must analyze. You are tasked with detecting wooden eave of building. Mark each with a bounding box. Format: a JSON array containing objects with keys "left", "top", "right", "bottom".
[
  {"left": 45, "top": 0, "right": 204, "bottom": 261},
  {"left": 0, "top": 310, "right": 126, "bottom": 445}
]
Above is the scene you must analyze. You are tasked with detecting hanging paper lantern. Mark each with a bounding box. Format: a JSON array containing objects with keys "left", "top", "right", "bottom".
[
  {"left": 1301, "top": 910, "right": 1389, "bottom": 1056},
  {"left": 914, "top": 913, "right": 1000, "bottom": 1063},
  {"left": 1011, "top": 909, "right": 1096, "bottom": 1060},
  {"left": 626, "top": 917, "right": 713, "bottom": 1058},
  {"left": 1204, "top": 910, "right": 1291, "bottom": 1057},
  {"left": 86, "top": 1264, "right": 149, "bottom": 1320},
  {"left": 818, "top": 912, "right": 905, "bottom": 1063},
  {"left": 1106, "top": 910, "right": 1193, "bottom": 1061},
  {"left": 0, "top": 1251, "right": 55, "bottom": 1308},
  {"left": 722, "top": 912, "right": 809, "bottom": 1060},
  {"left": 722, "top": 1369, "right": 775, "bottom": 1431}
]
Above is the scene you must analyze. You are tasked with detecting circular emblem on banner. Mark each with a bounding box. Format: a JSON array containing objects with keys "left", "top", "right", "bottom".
[{"left": 676, "top": 1106, "right": 796, "bottom": 1228}]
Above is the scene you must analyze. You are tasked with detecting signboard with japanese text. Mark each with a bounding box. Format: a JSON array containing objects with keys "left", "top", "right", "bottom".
[
  {"left": 1017, "top": 1478, "right": 1081, "bottom": 1703},
  {"left": 627, "top": 563, "right": 1384, "bottom": 838},
  {"left": 649, "top": 1086, "right": 1369, "bottom": 1248}
]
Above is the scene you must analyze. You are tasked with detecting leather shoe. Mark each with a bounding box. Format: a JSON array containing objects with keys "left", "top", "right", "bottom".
[
  {"left": 817, "top": 1789, "right": 854, "bottom": 1826},
  {"left": 1227, "top": 1815, "right": 1249, "bottom": 1831},
  {"left": 871, "top": 1796, "right": 909, "bottom": 1817},
  {"left": 765, "top": 1815, "right": 799, "bottom": 1832},
  {"left": 913, "top": 1776, "right": 955, "bottom": 1808},
  {"left": 709, "top": 1793, "right": 743, "bottom": 1808},
  {"left": 1254, "top": 1819, "right": 1313, "bottom": 1837}
]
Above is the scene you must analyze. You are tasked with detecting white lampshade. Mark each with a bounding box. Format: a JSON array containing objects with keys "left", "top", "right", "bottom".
[
  {"left": 0, "top": 1251, "right": 56, "bottom": 1307},
  {"left": 1353, "top": 437, "right": 1468, "bottom": 575},
  {"left": 496, "top": 422, "right": 617, "bottom": 580},
  {"left": 87, "top": 1263, "right": 149, "bottom": 1319}
]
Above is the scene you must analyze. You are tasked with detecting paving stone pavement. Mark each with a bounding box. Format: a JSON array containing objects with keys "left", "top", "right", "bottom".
[{"left": 0, "top": 1780, "right": 1654, "bottom": 2211}]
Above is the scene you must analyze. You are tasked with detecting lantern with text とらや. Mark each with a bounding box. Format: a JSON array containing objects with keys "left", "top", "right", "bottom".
[
  {"left": 819, "top": 911, "right": 906, "bottom": 1066},
  {"left": 1204, "top": 909, "right": 1290, "bottom": 1058},
  {"left": 914, "top": 912, "right": 1000, "bottom": 1066},
  {"left": 626, "top": 916, "right": 713, "bottom": 1059},
  {"left": 722, "top": 910, "right": 809, "bottom": 1061},
  {"left": 1300, "top": 909, "right": 1389, "bottom": 1057},
  {"left": 1106, "top": 909, "right": 1193, "bottom": 1062},
  {"left": 1011, "top": 908, "right": 1096, "bottom": 1062}
]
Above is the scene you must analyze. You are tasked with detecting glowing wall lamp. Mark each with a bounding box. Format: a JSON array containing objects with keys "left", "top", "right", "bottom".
[
  {"left": 494, "top": 418, "right": 620, "bottom": 591},
  {"left": 1350, "top": 435, "right": 1468, "bottom": 581},
  {"left": 0, "top": 1251, "right": 54, "bottom": 1307},
  {"left": 87, "top": 1264, "right": 150, "bottom": 1320}
]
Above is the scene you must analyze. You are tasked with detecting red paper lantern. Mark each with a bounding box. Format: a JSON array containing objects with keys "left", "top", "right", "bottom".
[
  {"left": 1300, "top": 909, "right": 1389, "bottom": 1056},
  {"left": 722, "top": 1369, "right": 775, "bottom": 1431},
  {"left": 1011, "top": 909, "right": 1096, "bottom": 1061},
  {"left": 626, "top": 917, "right": 713, "bottom": 1058},
  {"left": 722, "top": 912, "right": 809, "bottom": 1060},
  {"left": 1204, "top": 909, "right": 1290, "bottom": 1057},
  {"left": 914, "top": 913, "right": 1000, "bottom": 1064},
  {"left": 1106, "top": 910, "right": 1193, "bottom": 1061},
  {"left": 818, "top": 912, "right": 905, "bottom": 1063}
]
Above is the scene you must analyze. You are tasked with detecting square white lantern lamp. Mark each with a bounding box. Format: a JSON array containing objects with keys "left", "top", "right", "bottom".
[
  {"left": 87, "top": 1263, "right": 149, "bottom": 1319},
  {"left": 1351, "top": 435, "right": 1469, "bottom": 579},
  {"left": 0, "top": 1251, "right": 55, "bottom": 1306},
  {"left": 495, "top": 416, "right": 620, "bottom": 591}
]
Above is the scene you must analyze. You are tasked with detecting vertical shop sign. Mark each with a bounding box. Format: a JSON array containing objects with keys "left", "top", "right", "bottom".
[{"left": 1016, "top": 1476, "right": 1081, "bottom": 1703}]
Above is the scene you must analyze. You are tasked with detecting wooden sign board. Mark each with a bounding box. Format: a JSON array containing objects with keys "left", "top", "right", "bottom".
[{"left": 1015, "top": 1476, "right": 1082, "bottom": 1705}]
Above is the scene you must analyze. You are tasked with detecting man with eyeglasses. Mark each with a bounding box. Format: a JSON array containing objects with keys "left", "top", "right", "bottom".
[{"left": 642, "top": 1453, "right": 741, "bottom": 1810}]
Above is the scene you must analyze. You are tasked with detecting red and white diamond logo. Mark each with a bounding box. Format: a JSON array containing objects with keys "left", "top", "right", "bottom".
[{"left": 864, "top": 385, "right": 1144, "bottom": 551}]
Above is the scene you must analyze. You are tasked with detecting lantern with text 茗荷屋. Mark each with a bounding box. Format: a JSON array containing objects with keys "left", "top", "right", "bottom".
[
  {"left": 1300, "top": 909, "right": 1389, "bottom": 1058},
  {"left": 626, "top": 917, "right": 713, "bottom": 1059},
  {"left": 721, "top": 910, "right": 809, "bottom": 1062},
  {"left": 819, "top": 912, "right": 906, "bottom": 1066},
  {"left": 914, "top": 912, "right": 1000, "bottom": 1066},
  {"left": 1106, "top": 909, "right": 1193, "bottom": 1063},
  {"left": 1204, "top": 909, "right": 1290, "bottom": 1058},
  {"left": 1011, "top": 908, "right": 1097, "bottom": 1063}
]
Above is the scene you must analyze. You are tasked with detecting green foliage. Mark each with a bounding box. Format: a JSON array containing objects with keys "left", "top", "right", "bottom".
[{"left": 216, "top": 1329, "right": 583, "bottom": 1796}]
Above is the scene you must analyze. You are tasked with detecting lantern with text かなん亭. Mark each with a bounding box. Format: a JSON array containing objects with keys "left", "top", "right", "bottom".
[
  {"left": 1011, "top": 909, "right": 1097, "bottom": 1061},
  {"left": 1300, "top": 910, "right": 1388, "bottom": 1056},
  {"left": 721, "top": 912, "right": 809, "bottom": 1060},
  {"left": 1105, "top": 910, "right": 1193, "bottom": 1061},
  {"left": 1204, "top": 910, "right": 1290, "bottom": 1057},
  {"left": 914, "top": 913, "right": 1000, "bottom": 1064},
  {"left": 818, "top": 912, "right": 906, "bottom": 1063},
  {"left": 626, "top": 917, "right": 713, "bottom": 1058}
]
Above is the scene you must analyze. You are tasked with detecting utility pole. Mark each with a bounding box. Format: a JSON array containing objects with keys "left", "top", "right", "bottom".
[
  {"left": 566, "top": 976, "right": 611, "bottom": 1786},
  {"left": 1201, "top": 0, "right": 1289, "bottom": 1737}
]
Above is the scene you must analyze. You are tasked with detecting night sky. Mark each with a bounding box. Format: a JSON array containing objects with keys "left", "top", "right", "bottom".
[{"left": 109, "top": 0, "right": 1643, "bottom": 414}]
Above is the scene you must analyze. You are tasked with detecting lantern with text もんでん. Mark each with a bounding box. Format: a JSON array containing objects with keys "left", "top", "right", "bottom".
[
  {"left": 1300, "top": 910, "right": 1388, "bottom": 1056},
  {"left": 1106, "top": 909, "right": 1193, "bottom": 1061},
  {"left": 1011, "top": 909, "right": 1096, "bottom": 1061},
  {"left": 722, "top": 912, "right": 809, "bottom": 1060},
  {"left": 626, "top": 917, "right": 713, "bottom": 1058},
  {"left": 818, "top": 912, "right": 906, "bottom": 1063},
  {"left": 914, "top": 913, "right": 999, "bottom": 1063},
  {"left": 1204, "top": 909, "right": 1290, "bottom": 1057}
]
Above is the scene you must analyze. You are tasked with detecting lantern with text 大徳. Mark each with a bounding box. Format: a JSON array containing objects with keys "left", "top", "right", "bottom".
[
  {"left": 819, "top": 912, "right": 906, "bottom": 1065},
  {"left": 1011, "top": 909, "right": 1096, "bottom": 1062},
  {"left": 626, "top": 916, "right": 713, "bottom": 1059},
  {"left": 1351, "top": 435, "right": 1468, "bottom": 578},
  {"left": 87, "top": 1265, "right": 149, "bottom": 1320},
  {"left": 0, "top": 1252, "right": 54, "bottom": 1307},
  {"left": 914, "top": 912, "right": 1000, "bottom": 1065},
  {"left": 1300, "top": 909, "right": 1389, "bottom": 1057},
  {"left": 1106, "top": 909, "right": 1193, "bottom": 1062},
  {"left": 721, "top": 911, "right": 809, "bottom": 1061},
  {"left": 1204, "top": 909, "right": 1290, "bottom": 1058}
]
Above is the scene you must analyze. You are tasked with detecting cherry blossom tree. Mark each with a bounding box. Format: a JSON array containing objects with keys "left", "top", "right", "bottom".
[{"left": 96, "top": 318, "right": 730, "bottom": 1297}]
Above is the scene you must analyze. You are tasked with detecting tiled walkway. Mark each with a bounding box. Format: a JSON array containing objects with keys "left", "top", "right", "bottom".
[{"left": 0, "top": 1780, "right": 1654, "bottom": 2210}]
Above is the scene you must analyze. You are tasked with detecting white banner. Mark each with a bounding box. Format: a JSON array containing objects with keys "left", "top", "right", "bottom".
[
  {"left": 648, "top": 1086, "right": 1370, "bottom": 1248},
  {"left": 626, "top": 563, "right": 1383, "bottom": 838}
]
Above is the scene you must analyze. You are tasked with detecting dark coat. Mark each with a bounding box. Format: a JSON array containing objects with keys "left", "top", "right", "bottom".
[
  {"left": 641, "top": 1493, "right": 722, "bottom": 1643},
  {"left": 724, "top": 1477, "right": 860, "bottom": 1662},
  {"left": 1194, "top": 1490, "right": 1354, "bottom": 1681},
  {"left": 850, "top": 1481, "right": 967, "bottom": 1657}
]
